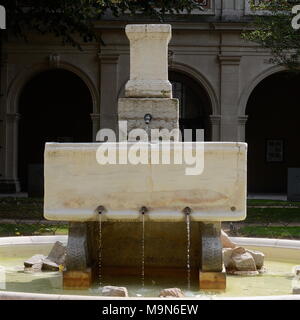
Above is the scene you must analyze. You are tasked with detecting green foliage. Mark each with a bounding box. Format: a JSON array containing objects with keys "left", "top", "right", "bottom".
[
  {"left": 0, "top": 223, "right": 68, "bottom": 236},
  {"left": 243, "top": 0, "right": 300, "bottom": 69},
  {"left": 0, "top": 197, "right": 44, "bottom": 219},
  {"left": 246, "top": 207, "right": 300, "bottom": 224},
  {"left": 4, "top": 1, "right": 203, "bottom": 48},
  {"left": 238, "top": 226, "right": 300, "bottom": 239}
]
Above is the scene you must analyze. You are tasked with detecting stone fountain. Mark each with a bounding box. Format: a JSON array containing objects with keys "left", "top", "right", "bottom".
[{"left": 44, "top": 24, "right": 247, "bottom": 291}]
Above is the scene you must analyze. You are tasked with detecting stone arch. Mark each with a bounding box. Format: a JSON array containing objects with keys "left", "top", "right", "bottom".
[
  {"left": 169, "top": 61, "right": 220, "bottom": 116},
  {"left": 7, "top": 61, "right": 99, "bottom": 115},
  {"left": 238, "top": 64, "right": 287, "bottom": 116},
  {"left": 4, "top": 61, "right": 99, "bottom": 193}
]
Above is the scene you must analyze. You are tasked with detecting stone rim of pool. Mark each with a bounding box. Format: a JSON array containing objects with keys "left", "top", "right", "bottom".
[{"left": 0, "top": 235, "right": 299, "bottom": 300}]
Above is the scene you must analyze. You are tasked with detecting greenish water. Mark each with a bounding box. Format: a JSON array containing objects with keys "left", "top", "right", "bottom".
[{"left": 0, "top": 256, "right": 297, "bottom": 298}]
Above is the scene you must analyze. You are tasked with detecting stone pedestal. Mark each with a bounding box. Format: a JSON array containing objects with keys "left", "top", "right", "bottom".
[
  {"left": 125, "top": 24, "right": 172, "bottom": 98},
  {"left": 119, "top": 24, "right": 179, "bottom": 142}
]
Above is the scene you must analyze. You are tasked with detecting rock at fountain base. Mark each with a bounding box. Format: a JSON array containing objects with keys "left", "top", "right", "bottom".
[
  {"left": 101, "top": 286, "right": 129, "bottom": 297},
  {"left": 159, "top": 288, "right": 185, "bottom": 298},
  {"left": 199, "top": 270, "right": 226, "bottom": 290},
  {"left": 63, "top": 268, "right": 92, "bottom": 290},
  {"left": 293, "top": 284, "right": 300, "bottom": 294}
]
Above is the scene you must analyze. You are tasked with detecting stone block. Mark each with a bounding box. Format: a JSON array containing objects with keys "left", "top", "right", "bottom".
[
  {"left": 24, "top": 254, "right": 46, "bottom": 268},
  {"left": 63, "top": 269, "right": 92, "bottom": 290},
  {"left": 47, "top": 241, "right": 66, "bottom": 265},
  {"left": 125, "top": 24, "right": 172, "bottom": 98},
  {"left": 199, "top": 270, "right": 226, "bottom": 290},
  {"left": 159, "top": 288, "right": 185, "bottom": 298},
  {"left": 101, "top": 286, "right": 128, "bottom": 297},
  {"left": 246, "top": 249, "right": 264, "bottom": 270}
]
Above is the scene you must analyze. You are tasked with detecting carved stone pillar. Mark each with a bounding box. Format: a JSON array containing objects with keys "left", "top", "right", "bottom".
[
  {"left": 63, "top": 222, "right": 93, "bottom": 289},
  {"left": 199, "top": 222, "right": 226, "bottom": 289}
]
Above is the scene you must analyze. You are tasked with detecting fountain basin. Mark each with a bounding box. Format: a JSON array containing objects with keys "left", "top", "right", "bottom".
[
  {"left": 44, "top": 142, "right": 247, "bottom": 222},
  {"left": 0, "top": 235, "right": 299, "bottom": 300}
]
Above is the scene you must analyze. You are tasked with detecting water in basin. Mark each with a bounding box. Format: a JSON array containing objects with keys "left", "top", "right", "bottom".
[{"left": 0, "top": 245, "right": 297, "bottom": 298}]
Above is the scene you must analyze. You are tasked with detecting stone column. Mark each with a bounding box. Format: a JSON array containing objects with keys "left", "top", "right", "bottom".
[
  {"left": 210, "top": 115, "right": 221, "bottom": 141},
  {"left": 237, "top": 115, "right": 248, "bottom": 142},
  {"left": 99, "top": 52, "right": 119, "bottom": 133},
  {"left": 218, "top": 55, "right": 241, "bottom": 142},
  {"left": 1, "top": 113, "right": 21, "bottom": 192},
  {"left": 119, "top": 24, "right": 179, "bottom": 141},
  {"left": 90, "top": 113, "right": 100, "bottom": 142},
  {"left": 199, "top": 222, "right": 226, "bottom": 289}
]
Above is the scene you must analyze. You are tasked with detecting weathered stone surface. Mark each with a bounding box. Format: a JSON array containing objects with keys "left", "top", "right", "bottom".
[
  {"left": 199, "top": 271, "right": 226, "bottom": 290},
  {"left": 246, "top": 249, "right": 264, "bottom": 270},
  {"left": 42, "top": 259, "right": 60, "bottom": 271},
  {"left": 63, "top": 269, "right": 92, "bottom": 290},
  {"left": 47, "top": 241, "right": 66, "bottom": 265},
  {"left": 24, "top": 242, "right": 66, "bottom": 272},
  {"left": 223, "top": 246, "right": 263, "bottom": 273},
  {"left": 118, "top": 98, "right": 180, "bottom": 141},
  {"left": 231, "top": 247, "right": 257, "bottom": 271},
  {"left": 227, "top": 270, "right": 259, "bottom": 276},
  {"left": 222, "top": 248, "right": 235, "bottom": 270},
  {"left": 44, "top": 142, "right": 247, "bottom": 223},
  {"left": 101, "top": 286, "right": 128, "bottom": 297},
  {"left": 125, "top": 24, "right": 172, "bottom": 98},
  {"left": 221, "top": 230, "right": 236, "bottom": 249},
  {"left": 24, "top": 254, "right": 46, "bottom": 268},
  {"left": 159, "top": 288, "right": 185, "bottom": 298}
]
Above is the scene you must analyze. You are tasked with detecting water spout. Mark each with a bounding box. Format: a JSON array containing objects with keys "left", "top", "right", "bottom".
[
  {"left": 183, "top": 207, "right": 191, "bottom": 290},
  {"left": 140, "top": 206, "right": 147, "bottom": 288},
  {"left": 97, "top": 206, "right": 105, "bottom": 288}
]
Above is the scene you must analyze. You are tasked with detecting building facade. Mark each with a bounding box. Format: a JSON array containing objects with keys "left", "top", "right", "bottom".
[{"left": 0, "top": 0, "right": 299, "bottom": 195}]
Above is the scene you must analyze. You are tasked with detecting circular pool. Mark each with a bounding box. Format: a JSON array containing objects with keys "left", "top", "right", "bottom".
[{"left": 0, "top": 236, "right": 299, "bottom": 300}]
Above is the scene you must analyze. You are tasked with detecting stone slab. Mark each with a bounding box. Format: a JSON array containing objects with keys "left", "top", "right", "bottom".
[{"left": 44, "top": 142, "right": 247, "bottom": 222}]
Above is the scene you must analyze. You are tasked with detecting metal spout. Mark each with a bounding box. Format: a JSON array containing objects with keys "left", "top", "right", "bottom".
[
  {"left": 97, "top": 206, "right": 106, "bottom": 214},
  {"left": 140, "top": 206, "right": 148, "bottom": 215},
  {"left": 183, "top": 207, "right": 191, "bottom": 215},
  {"left": 144, "top": 114, "right": 152, "bottom": 125}
]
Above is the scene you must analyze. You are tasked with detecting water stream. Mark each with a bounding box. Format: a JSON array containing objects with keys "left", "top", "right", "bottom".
[
  {"left": 98, "top": 213, "right": 102, "bottom": 288},
  {"left": 141, "top": 213, "right": 145, "bottom": 288},
  {"left": 186, "top": 212, "right": 191, "bottom": 291}
]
